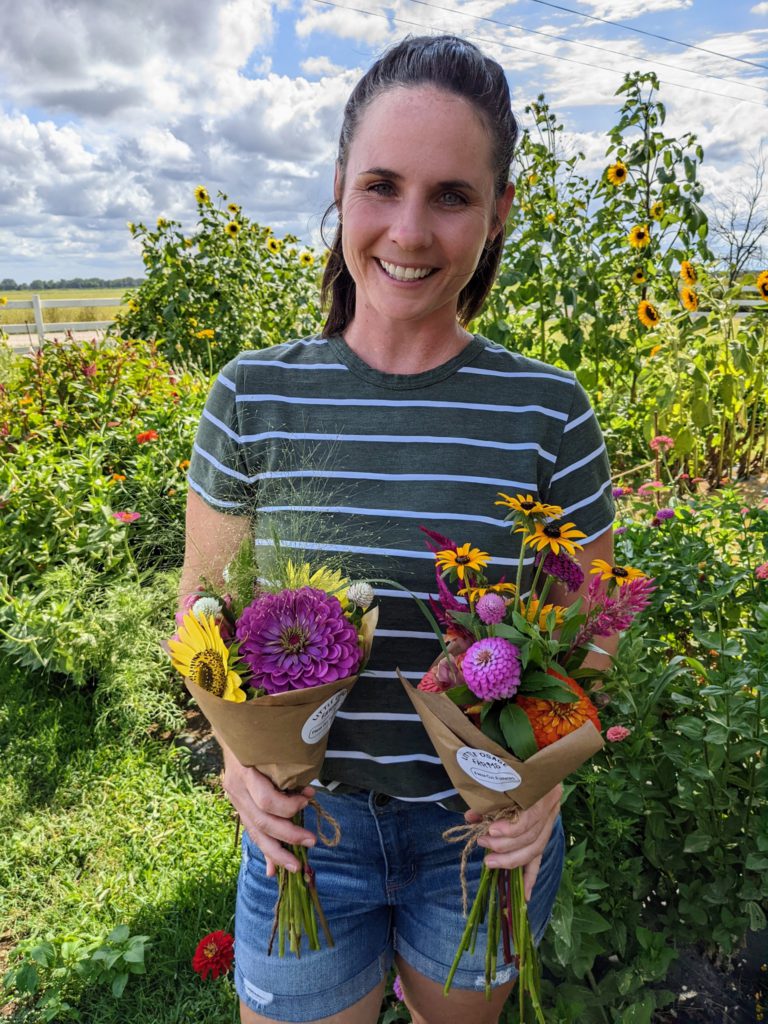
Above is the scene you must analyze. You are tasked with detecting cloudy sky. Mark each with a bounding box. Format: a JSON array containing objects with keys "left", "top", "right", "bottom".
[{"left": 0, "top": 0, "right": 765, "bottom": 282}]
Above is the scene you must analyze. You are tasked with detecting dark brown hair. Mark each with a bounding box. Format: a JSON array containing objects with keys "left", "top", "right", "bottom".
[{"left": 320, "top": 34, "right": 518, "bottom": 338}]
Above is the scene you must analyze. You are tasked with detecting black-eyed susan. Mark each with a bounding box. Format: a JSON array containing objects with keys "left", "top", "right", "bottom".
[
  {"left": 299, "top": 251, "right": 314, "bottom": 267},
  {"left": 649, "top": 201, "right": 664, "bottom": 221},
  {"left": 225, "top": 220, "right": 241, "bottom": 238},
  {"left": 638, "top": 300, "right": 660, "bottom": 328},
  {"left": 680, "top": 286, "right": 698, "bottom": 312},
  {"left": 632, "top": 267, "right": 647, "bottom": 285},
  {"left": 495, "top": 492, "right": 563, "bottom": 519},
  {"left": 520, "top": 521, "right": 586, "bottom": 557},
  {"left": 590, "top": 559, "right": 646, "bottom": 586},
  {"left": 458, "top": 581, "right": 517, "bottom": 604},
  {"left": 435, "top": 543, "right": 491, "bottom": 582},
  {"left": 680, "top": 260, "right": 697, "bottom": 285},
  {"left": 168, "top": 613, "right": 246, "bottom": 701},
  {"left": 628, "top": 225, "right": 651, "bottom": 249},
  {"left": 266, "top": 237, "right": 282, "bottom": 255},
  {"left": 757, "top": 270, "right": 768, "bottom": 301},
  {"left": 194, "top": 185, "right": 210, "bottom": 204},
  {"left": 607, "top": 161, "right": 628, "bottom": 186},
  {"left": 519, "top": 598, "right": 567, "bottom": 629}
]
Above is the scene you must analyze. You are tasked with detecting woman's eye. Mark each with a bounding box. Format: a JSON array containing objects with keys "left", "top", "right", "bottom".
[
  {"left": 368, "top": 182, "right": 395, "bottom": 196},
  {"left": 441, "top": 191, "right": 467, "bottom": 206}
]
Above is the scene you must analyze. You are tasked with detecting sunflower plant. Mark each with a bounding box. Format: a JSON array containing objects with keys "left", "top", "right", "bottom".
[{"left": 412, "top": 496, "right": 654, "bottom": 1020}]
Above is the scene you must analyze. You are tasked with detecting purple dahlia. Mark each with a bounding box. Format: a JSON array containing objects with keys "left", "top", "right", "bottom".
[
  {"left": 236, "top": 587, "right": 361, "bottom": 694},
  {"left": 462, "top": 638, "right": 521, "bottom": 701}
]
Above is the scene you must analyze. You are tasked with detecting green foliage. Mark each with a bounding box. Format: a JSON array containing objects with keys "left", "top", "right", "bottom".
[
  {"left": 113, "top": 189, "right": 324, "bottom": 369},
  {"left": 3, "top": 926, "right": 150, "bottom": 1022}
]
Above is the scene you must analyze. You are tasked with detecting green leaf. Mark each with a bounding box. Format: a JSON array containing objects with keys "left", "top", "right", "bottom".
[
  {"left": 111, "top": 971, "right": 129, "bottom": 998},
  {"left": 106, "top": 925, "right": 130, "bottom": 945},
  {"left": 499, "top": 703, "right": 539, "bottom": 759},
  {"left": 746, "top": 852, "right": 768, "bottom": 871},
  {"left": 684, "top": 832, "right": 711, "bottom": 853},
  {"left": 748, "top": 901, "right": 767, "bottom": 931},
  {"left": 444, "top": 684, "right": 475, "bottom": 706}
]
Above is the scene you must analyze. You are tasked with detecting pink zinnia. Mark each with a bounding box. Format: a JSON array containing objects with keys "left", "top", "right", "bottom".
[
  {"left": 650, "top": 435, "right": 674, "bottom": 452},
  {"left": 462, "top": 638, "right": 521, "bottom": 701},
  {"left": 755, "top": 563, "right": 768, "bottom": 581},
  {"left": 606, "top": 725, "right": 631, "bottom": 742},
  {"left": 112, "top": 510, "right": 141, "bottom": 523},
  {"left": 236, "top": 587, "right": 361, "bottom": 693}
]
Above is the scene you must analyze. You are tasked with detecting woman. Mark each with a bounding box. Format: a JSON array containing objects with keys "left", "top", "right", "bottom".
[{"left": 181, "top": 34, "right": 615, "bottom": 1024}]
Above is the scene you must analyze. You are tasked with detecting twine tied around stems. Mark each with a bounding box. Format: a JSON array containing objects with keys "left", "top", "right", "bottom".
[
  {"left": 442, "top": 807, "right": 520, "bottom": 915},
  {"left": 233, "top": 798, "right": 342, "bottom": 851}
]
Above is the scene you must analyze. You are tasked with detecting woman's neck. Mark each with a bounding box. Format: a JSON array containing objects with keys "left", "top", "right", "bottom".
[{"left": 342, "top": 314, "right": 473, "bottom": 375}]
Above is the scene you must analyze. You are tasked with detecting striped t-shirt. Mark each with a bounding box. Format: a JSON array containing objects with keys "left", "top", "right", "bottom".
[{"left": 188, "top": 333, "right": 615, "bottom": 807}]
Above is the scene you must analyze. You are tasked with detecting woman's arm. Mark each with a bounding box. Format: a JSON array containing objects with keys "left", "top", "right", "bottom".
[{"left": 178, "top": 489, "right": 251, "bottom": 602}]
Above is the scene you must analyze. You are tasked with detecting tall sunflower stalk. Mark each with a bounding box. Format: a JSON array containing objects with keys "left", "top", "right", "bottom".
[{"left": 423, "top": 495, "right": 654, "bottom": 1018}]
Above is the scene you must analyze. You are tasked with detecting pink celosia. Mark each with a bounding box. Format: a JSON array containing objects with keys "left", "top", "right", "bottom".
[
  {"left": 650, "top": 435, "right": 675, "bottom": 452},
  {"left": 571, "top": 575, "right": 656, "bottom": 651},
  {"left": 606, "top": 725, "right": 631, "bottom": 742}
]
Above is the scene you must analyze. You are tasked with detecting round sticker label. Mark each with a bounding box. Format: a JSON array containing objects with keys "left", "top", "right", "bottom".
[
  {"left": 456, "top": 746, "right": 522, "bottom": 792},
  {"left": 301, "top": 689, "right": 349, "bottom": 745}
]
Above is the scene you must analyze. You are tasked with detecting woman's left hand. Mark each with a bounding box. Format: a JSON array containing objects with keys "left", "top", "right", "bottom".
[{"left": 465, "top": 783, "right": 563, "bottom": 901}]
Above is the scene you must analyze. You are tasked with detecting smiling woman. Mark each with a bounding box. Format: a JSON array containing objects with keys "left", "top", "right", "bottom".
[{"left": 180, "top": 33, "right": 615, "bottom": 1024}]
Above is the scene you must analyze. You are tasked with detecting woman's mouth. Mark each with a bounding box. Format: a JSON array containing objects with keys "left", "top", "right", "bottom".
[{"left": 377, "top": 259, "right": 437, "bottom": 282}]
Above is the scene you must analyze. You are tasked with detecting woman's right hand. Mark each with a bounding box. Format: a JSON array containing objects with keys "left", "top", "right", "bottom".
[{"left": 220, "top": 747, "right": 317, "bottom": 877}]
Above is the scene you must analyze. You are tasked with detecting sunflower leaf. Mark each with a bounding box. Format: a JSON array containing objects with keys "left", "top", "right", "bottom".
[{"left": 500, "top": 704, "right": 539, "bottom": 760}]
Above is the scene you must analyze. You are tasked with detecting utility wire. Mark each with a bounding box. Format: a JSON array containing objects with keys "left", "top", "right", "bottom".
[
  {"left": 309, "top": 0, "right": 766, "bottom": 108},
  {"left": 406, "top": 0, "right": 768, "bottom": 94},
  {"left": 522, "top": 0, "right": 768, "bottom": 72}
]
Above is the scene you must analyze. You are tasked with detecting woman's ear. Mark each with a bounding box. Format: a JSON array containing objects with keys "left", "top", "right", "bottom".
[{"left": 490, "top": 182, "right": 516, "bottom": 241}]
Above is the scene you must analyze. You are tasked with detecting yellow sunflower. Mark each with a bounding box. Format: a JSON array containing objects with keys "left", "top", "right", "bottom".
[
  {"left": 227, "top": 203, "right": 240, "bottom": 214},
  {"left": 527, "top": 173, "right": 539, "bottom": 185},
  {"left": 0, "top": 296, "right": 6, "bottom": 306},
  {"left": 225, "top": 221, "right": 241, "bottom": 238},
  {"left": 628, "top": 225, "right": 650, "bottom": 249},
  {"left": 195, "top": 328, "right": 214, "bottom": 339},
  {"left": 495, "top": 492, "right": 563, "bottom": 519},
  {"left": 756, "top": 270, "right": 768, "bottom": 301},
  {"left": 638, "top": 300, "right": 660, "bottom": 329},
  {"left": 283, "top": 560, "right": 349, "bottom": 608},
  {"left": 519, "top": 599, "right": 567, "bottom": 630},
  {"left": 680, "top": 261, "right": 697, "bottom": 285},
  {"left": 545, "top": 212, "right": 557, "bottom": 224},
  {"left": 299, "top": 251, "right": 314, "bottom": 267},
  {"left": 168, "top": 613, "right": 245, "bottom": 702},
  {"left": 520, "top": 521, "right": 586, "bottom": 557},
  {"left": 157, "top": 216, "right": 169, "bottom": 229},
  {"left": 632, "top": 267, "right": 647, "bottom": 285},
  {"left": 649, "top": 201, "right": 664, "bottom": 221},
  {"left": 590, "top": 559, "right": 646, "bottom": 586},
  {"left": 680, "top": 287, "right": 698, "bottom": 312},
  {"left": 649, "top": 343, "right": 663, "bottom": 357},
  {"left": 266, "top": 237, "right": 282, "bottom": 255},
  {"left": 194, "top": 185, "right": 210, "bottom": 204},
  {"left": 606, "top": 161, "right": 628, "bottom": 186},
  {"left": 458, "top": 582, "right": 517, "bottom": 604},
  {"left": 435, "top": 543, "right": 491, "bottom": 582}
]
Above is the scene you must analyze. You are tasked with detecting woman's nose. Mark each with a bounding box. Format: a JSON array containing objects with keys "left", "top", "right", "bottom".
[{"left": 388, "top": 197, "right": 432, "bottom": 251}]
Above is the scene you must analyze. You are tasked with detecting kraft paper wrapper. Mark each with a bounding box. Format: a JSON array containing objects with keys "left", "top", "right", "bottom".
[
  {"left": 398, "top": 669, "right": 604, "bottom": 815},
  {"left": 182, "top": 607, "right": 378, "bottom": 792}
]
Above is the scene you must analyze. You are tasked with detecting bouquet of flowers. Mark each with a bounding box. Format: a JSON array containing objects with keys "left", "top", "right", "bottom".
[
  {"left": 401, "top": 493, "right": 654, "bottom": 1019},
  {"left": 168, "top": 538, "right": 377, "bottom": 957}
]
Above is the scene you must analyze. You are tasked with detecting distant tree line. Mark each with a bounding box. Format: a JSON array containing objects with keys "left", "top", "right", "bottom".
[{"left": 0, "top": 277, "right": 144, "bottom": 291}]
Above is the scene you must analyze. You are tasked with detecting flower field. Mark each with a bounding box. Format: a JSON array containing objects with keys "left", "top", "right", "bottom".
[{"left": 1, "top": 72, "right": 766, "bottom": 1024}]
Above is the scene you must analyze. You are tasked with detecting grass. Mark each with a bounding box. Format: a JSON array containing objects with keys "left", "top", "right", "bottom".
[
  {"left": 0, "top": 664, "right": 240, "bottom": 1023},
  {"left": 0, "top": 289, "right": 132, "bottom": 329}
]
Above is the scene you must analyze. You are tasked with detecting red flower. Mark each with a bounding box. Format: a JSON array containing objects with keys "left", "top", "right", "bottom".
[
  {"left": 192, "top": 931, "right": 234, "bottom": 980},
  {"left": 136, "top": 429, "right": 159, "bottom": 444}
]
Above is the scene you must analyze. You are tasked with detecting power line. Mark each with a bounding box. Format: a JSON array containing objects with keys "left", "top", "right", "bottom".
[
  {"left": 522, "top": 0, "right": 768, "bottom": 72},
  {"left": 406, "top": 0, "right": 768, "bottom": 95},
  {"left": 308, "top": 0, "right": 767, "bottom": 108}
]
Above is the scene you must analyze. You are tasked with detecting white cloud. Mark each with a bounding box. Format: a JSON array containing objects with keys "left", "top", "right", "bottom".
[
  {"left": 751, "top": 2, "right": 768, "bottom": 12},
  {"left": 301, "top": 55, "right": 344, "bottom": 77},
  {"left": 578, "top": 0, "right": 691, "bottom": 16}
]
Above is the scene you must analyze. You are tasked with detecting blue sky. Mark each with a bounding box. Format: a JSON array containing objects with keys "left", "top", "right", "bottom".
[{"left": 0, "top": 0, "right": 765, "bottom": 282}]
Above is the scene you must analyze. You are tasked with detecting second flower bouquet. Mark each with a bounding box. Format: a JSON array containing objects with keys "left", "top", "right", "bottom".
[{"left": 168, "top": 540, "right": 378, "bottom": 957}]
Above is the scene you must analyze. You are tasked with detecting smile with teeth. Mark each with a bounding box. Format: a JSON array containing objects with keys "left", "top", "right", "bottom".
[{"left": 378, "top": 259, "right": 436, "bottom": 282}]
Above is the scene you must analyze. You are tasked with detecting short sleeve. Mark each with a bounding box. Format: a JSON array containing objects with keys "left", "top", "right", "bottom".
[
  {"left": 543, "top": 379, "right": 614, "bottom": 541},
  {"left": 187, "top": 357, "right": 255, "bottom": 515}
]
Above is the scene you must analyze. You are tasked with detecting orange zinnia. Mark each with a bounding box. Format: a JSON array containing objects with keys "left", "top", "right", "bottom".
[{"left": 516, "top": 668, "right": 601, "bottom": 749}]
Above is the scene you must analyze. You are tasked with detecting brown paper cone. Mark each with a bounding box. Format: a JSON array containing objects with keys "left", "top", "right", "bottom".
[
  {"left": 399, "top": 670, "right": 604, "bottom": 815},
  {"left": 181, "top": 606, "right": 378, "bottom": 791}
]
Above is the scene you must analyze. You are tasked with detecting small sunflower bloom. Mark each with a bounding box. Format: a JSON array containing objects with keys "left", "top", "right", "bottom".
[
  {"left": 756, "top": 270, "right": 768, "bottom": 301},
  {"left": 628, "top": 225, "right": 651, "bottom": 249},
  {"left": 225, "top": 220, "right": 241, "bottom": 238},
  {"left": 194, "top": 185, "right": 210, "bottom": 204},
  {"left": 194, "top": 328, "right": 214, "bottom": 339},
  {"left": 649, "top": 201, "right": 664, "bottom": 220},
  {"left": 435, "top": 543, "right": 491, "bottom": 582},
  {"left": 680, "top": 261, "right": 697, "bottom": 286},
  {"left": 680, "top": 287, "right": 698, "bottom": 312},
  {"left": 638, "top": 300, "right": 660, "bottom": 328},
  {"left": 590, "top": 559, "right": 646, "bottom": 586},
  {"left": 631, "top": 267, "right": 646, "bottom": 285},
  {"left": 495, "top": 492, "right": 563, "bottom": 519},
  {"left": 266, "top": 237, "right": 282, "bottom": 255},
  {"left": 527, "top": 173, "right": 539, "bottom": 185},
  {"left": 299, "top": 251, "right": 314, "bottom": 267},
  {"left": 520, "top": 521, "right": 586, "bottom": 557},
  {"left": 545, "top": 211, "right": 557, "bottom": 223},
  {"left": 157, "top": 216, "right": 169, "bottom": 229},
  {"left": 227, "top": 203, "right": 240, "bottom": 214},
  {"left": 649, "top": 343, "right": 663, "bottom": 357},
  {"left": 606, "top": 161, "right": 628, "bottom": 186}
]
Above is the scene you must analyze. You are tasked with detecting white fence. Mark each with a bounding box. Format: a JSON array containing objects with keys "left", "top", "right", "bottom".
[{"left": 2, "top": 295, "right": 123, "bottom": 345}]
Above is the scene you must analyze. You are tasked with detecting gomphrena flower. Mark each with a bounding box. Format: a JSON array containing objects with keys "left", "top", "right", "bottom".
[
  {"left": 462, "top": 638, "right": 521, "bottom": 701},
  {"left": 536, "top": 549, "right": 585, "bottom": 593},
  {"left": 236, "top": 588, "right": 361, "bottom": 693},
  {"left": 191, "top": 930, "right": 234, "bottom": 980},
  {"left": 476, "top": 593, "right": 507, "bottom": 624},
  {"left": 347, "top": 581, "right": 375, "bottom": 609}
]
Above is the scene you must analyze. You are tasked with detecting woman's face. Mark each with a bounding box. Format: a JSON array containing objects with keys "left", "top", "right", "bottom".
[{"left": 336, "top": 85, "right": 514, "bottom": 334}]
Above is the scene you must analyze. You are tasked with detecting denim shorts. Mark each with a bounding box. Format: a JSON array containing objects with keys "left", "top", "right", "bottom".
[{"left": 234, "top": 790, "right": 565, "bottom": 1021}]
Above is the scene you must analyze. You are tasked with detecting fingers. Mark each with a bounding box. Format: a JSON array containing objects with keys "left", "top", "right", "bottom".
[{"left": 523, "top": 854, "right": 543, "bottom": 902}]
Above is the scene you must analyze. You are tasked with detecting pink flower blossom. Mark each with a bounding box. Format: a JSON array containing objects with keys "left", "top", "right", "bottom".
[
  {"left": 82, "top": 363, "right": 97, "bottom": 377},
  {"left": 606, "top": 725, "right": 631, "bottom": 742},
  {"left": 756, "top": 562, "right": 768, "bottom": 581},
  {"left": 637, "top": 481, "right": 664, "bottom": 497},
  {"left": 650, "top": 435, "right": 675, "bottom": 452},
  {"left": 571, "top": 575, "right": 656, "bottom": 651},
  {"left": 112, "top": 510, "right": 141, "bottom": 523},
  {"left": 740, "top": 507, "right": 750, "bottom": 517}
]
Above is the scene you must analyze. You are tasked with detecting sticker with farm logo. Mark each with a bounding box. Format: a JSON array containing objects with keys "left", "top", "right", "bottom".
[
  {"left": 456, "top": 746, "right": 522, "bottom": 792},
  {"left": 301, "top": 690, "right": 349, "bottom": 745}
]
